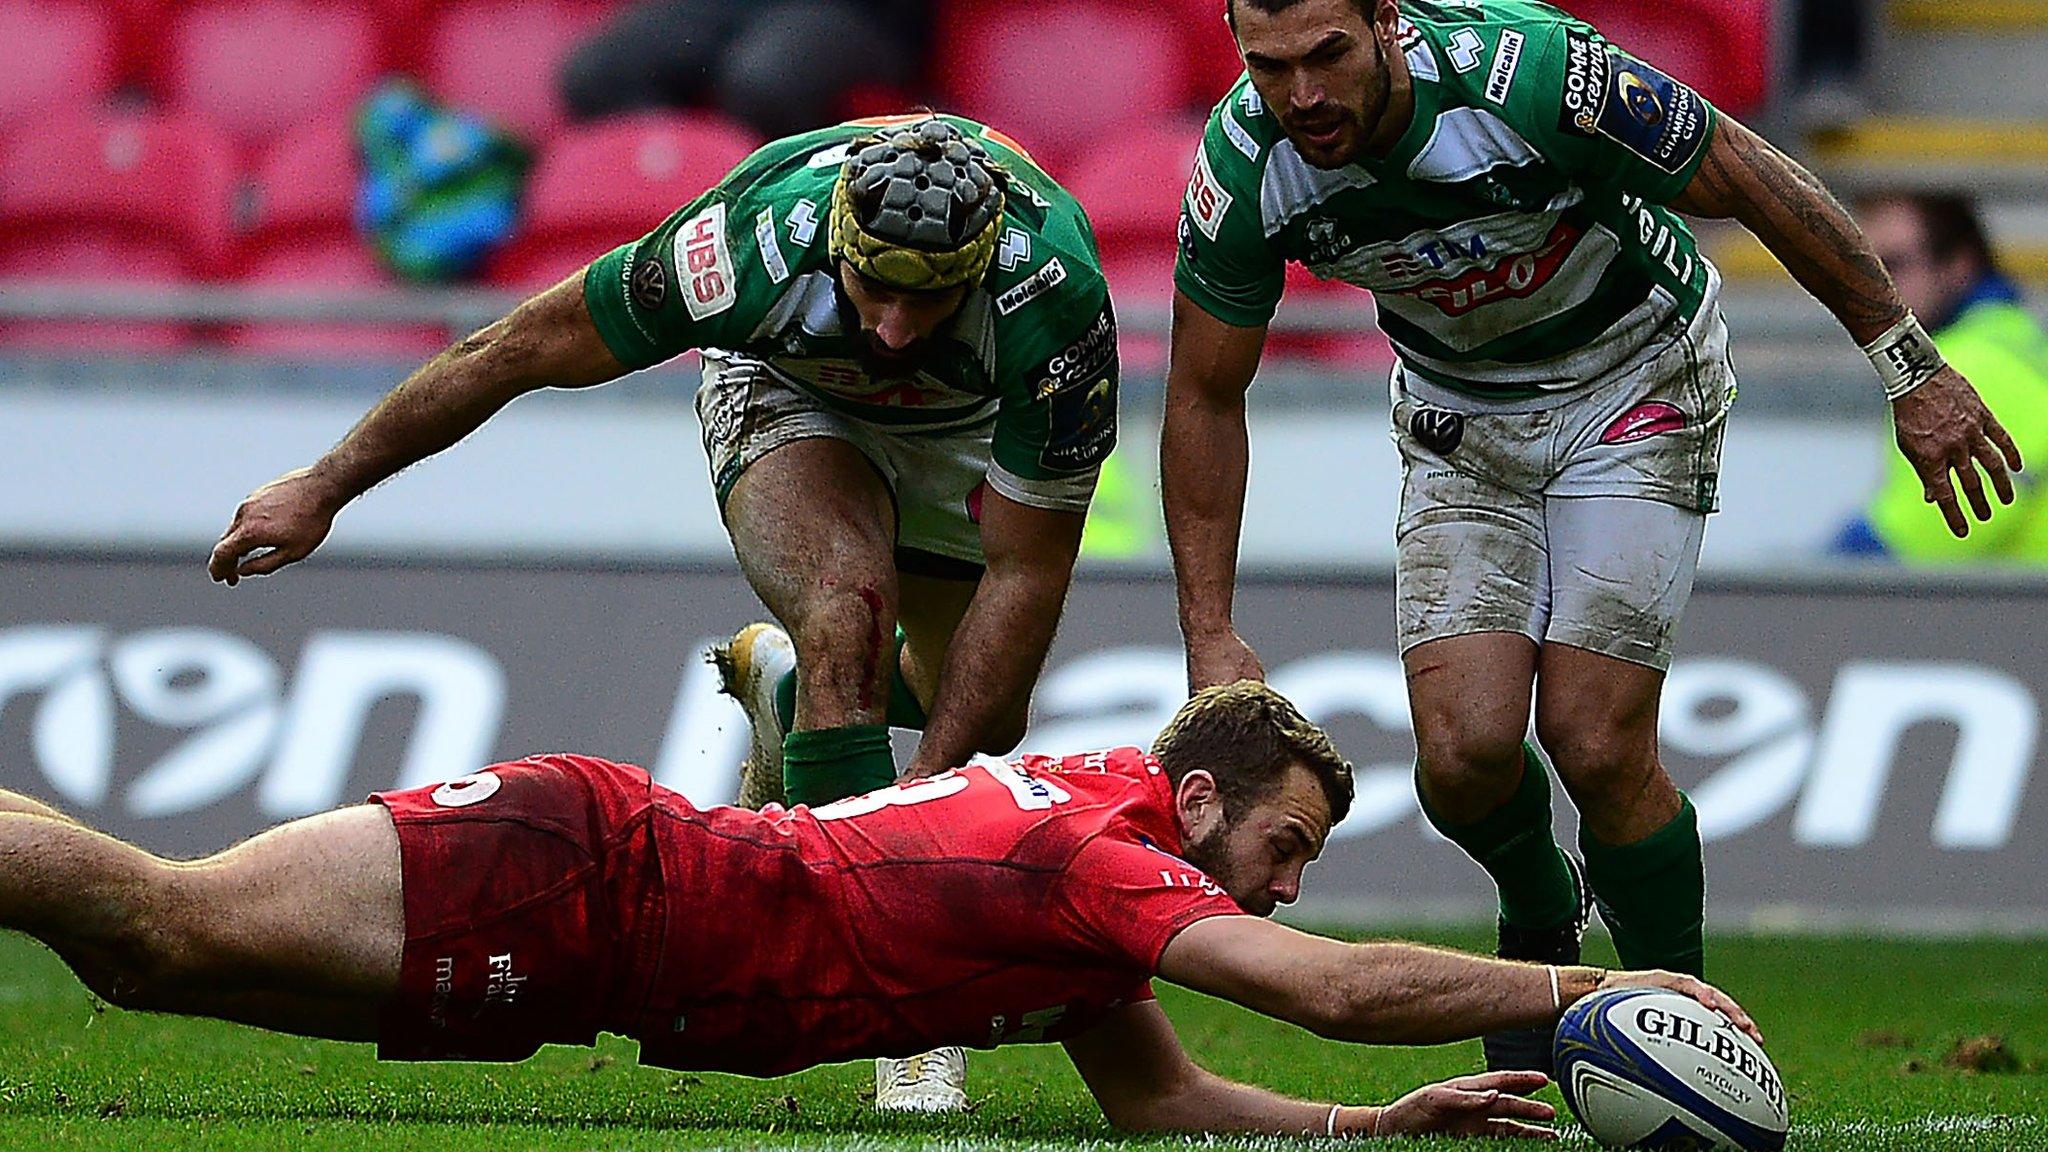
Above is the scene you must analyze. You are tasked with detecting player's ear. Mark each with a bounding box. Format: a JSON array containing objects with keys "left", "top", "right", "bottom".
[
  {"left": 1174, "top": 770, "right": 1225, "bottom": 836},
  {"left": 1371, "top": 0, "right": 1398, "bottom": 37}
]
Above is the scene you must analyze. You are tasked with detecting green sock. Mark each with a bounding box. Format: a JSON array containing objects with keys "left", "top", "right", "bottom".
[
  {"left": 1580, "top": 797, "right": 1706, "bottom": 977},
  {"left": 782, "top": 724, "right": 896, "bottom": 807},
  {"left": 775, "top": 664, "right": 796, "bottom": 732},
  {"left": 773, "top": 628, "right": 928, "bottom": 733},
  {"left": 1420, "top": 743, "right": 1580, "bottom": 930}
]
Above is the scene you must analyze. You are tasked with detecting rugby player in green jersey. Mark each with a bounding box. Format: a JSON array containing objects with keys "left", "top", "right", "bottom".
[
  {"left": 209, "top": 115, "right": 1120, "bottom": 1111},
  {"left": 1163, "top": 0, "right": 2021, "bottom": 1075}
]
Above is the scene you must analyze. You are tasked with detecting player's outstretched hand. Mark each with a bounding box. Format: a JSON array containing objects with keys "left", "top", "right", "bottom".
[
  {"left": 1892, "top": 367, "right": 2024, "bottom": 538},
  {"left": 1376, "top": 1071, "right": 1557, "bottom": 1140},
  {"left": 1595, "top": 970, "right": 1764, "bottom": 1045},
  {"left": 1183, "top": 625, "right": 1265, "bottom": 692},
  {"left": 208, "top": 466, "right": 345, "bottom": 586}
]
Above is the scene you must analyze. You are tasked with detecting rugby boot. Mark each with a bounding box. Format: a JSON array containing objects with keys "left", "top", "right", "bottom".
[
  {"left": 874, "top": 1046, "right": 968, "bottom": 1113},
  {"left": 710, "top": 622, "right": 795, "bottom": 809},
  {"left": 1481, "top": 852, "right": 1594, "bottom": 1079}
]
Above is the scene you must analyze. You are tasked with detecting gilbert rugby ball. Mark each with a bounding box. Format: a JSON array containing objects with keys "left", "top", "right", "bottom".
[{"left": 1554, "top": 987, "right": 1789, "bottom": 1151}]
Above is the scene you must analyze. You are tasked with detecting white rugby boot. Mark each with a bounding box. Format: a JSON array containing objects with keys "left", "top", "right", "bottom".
[
  {"left": 710, "top": 622, "right": 795, "bottom": 809},
  {"left": 874, "top": 1047, "right": 969, "bottom": 1113}
]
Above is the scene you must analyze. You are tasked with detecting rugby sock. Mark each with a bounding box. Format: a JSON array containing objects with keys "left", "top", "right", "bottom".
[
  {"left": 773, "top": 628, "right": 929, "bottom": 732},
  {"left": 1580, "top": 797, "right": 1706, "bottom": 977},
  {"left": 1419, "top": 743, "right": 1581, "bottom": 931},
  {"left": 782, "top": 724, "right": 896, "bottom": 807}
]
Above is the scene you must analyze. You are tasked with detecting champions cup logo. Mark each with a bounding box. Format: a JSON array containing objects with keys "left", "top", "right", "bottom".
[{"left": 1619, "top": 71, "right": 1664, "bottom": 127}]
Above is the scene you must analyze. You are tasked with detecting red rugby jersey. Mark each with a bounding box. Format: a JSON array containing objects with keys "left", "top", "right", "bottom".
[{"left": 635, "top": 747, "right": 1246, "bottom": 1076}]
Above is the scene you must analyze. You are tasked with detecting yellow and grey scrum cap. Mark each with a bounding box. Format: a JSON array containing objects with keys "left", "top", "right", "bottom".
[{"left": 830, "top": 117, "right": 1008, "bottom": 292}]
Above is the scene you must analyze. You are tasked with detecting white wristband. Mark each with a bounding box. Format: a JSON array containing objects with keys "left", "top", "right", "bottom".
[
  {"left": 1548, "top": 965, "right": 1562, "bottom": 1013},
  {"left": 1862, "top": 312, "right": 1945, "bottom": 401},
  {"left": 1326, "top": 1102, "right": 1343, "bottom": 1138}
]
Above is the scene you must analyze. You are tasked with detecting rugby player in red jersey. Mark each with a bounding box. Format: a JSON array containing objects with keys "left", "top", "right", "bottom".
[{"left": 0, "top": 683, "right": 1756, "bottom": 1139}]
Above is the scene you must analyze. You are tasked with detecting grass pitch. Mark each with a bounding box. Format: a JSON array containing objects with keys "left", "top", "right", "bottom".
[{"left": 0, "top": 929, "right": 2042, "bottom": 1151}]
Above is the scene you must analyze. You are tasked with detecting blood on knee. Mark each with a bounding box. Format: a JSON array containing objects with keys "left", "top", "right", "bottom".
[
  {"left": 791, "top": 580, "right": 896, "bottom": 714},
  {"left": 856, "top": 585, "right": 887, "bottom": 711}
]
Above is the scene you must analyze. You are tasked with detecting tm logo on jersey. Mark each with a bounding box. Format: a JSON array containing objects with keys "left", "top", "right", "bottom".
[
  {"left": 1403, "top": 221, "right": 1585, "bottom": 318},
  {"left": 1558, "top": 31, "right": 1710, "bottom": 175}
]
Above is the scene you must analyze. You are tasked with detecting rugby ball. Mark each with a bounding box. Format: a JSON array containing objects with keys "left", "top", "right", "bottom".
[{"left": 1554, "top": 987, "right": 1788, "bottom": 1151}]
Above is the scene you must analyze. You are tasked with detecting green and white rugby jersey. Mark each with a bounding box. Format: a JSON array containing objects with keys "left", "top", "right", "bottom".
[
  {"left": 584, "top": 115, "right": 1117, "bottom": 512},
  {"left": 1176, "top": 0, "right": 1723, "bottom": 399}
]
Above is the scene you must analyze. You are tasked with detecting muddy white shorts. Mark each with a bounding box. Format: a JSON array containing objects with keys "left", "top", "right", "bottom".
[
  {"left": 695, "top": 351, "right": 993, "bottom": 576},
  {"left": 1390, "top": 309, "right": 1737, "bottom": 670}
]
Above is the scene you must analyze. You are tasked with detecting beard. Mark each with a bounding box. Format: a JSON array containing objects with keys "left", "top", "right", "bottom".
[{"left": 1183, "top": 821, "right": 1277, "bottom": 918}]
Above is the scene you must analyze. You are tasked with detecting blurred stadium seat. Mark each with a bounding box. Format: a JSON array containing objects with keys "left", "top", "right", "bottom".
[
  {"left": 1554, "top": 0, "right": 1772, "bottom": 117},
  {"left": 230, "top": 116, "right": 444, "bottom": 358},
  {"left": 427, "top": 0, "right": 612, "bottom": 143},
  {"left": 160, "top": 0, "right": 384, "bottom": 155},
  {"left": 0, "top": 1, "right": 122, "bottom": 124},
  {"left": 487, "top": 111, "right": 760, "bottom": 289},
  {"left": 1157, "top": 0, "right": 1249, "bottom": 104},
  {"left": 1064, "top": 119, "right": 1203, "bottom": 373},
  {"left": 1063, "top": 119, "right": 1201, "bottom": 305},
  {"left": 934, "top": 1, "right": 1196, "bottom": 170},
  {"left": 0, "top": 113, "right": 236, "bottom": 350}
]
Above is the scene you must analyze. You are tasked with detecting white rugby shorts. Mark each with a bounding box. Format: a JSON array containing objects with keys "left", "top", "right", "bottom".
[
  {"left": 1389, "top": 309, "right": 1737, "bottom": 670},
  {"left": 695, "top": 351, "right": 994, "bottom": 573}
]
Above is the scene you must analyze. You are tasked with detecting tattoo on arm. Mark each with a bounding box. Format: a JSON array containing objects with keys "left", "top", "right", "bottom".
[{"left": 1680, "top": 119, "right": 1905, "bottom": 343}]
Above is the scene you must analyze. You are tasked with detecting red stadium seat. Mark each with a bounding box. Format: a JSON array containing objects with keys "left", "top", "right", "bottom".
[
  {"left": 935, "top": 1, "right": 1196, "bottom": 171},
  {"left": 1063, "top": 120, "right": 1203, "bottom": 306},
  {"left": 161, "top": 1, "right": 382, "bottom": 155},
  {"left": 427, "top": 0, "right": 612, "bottom": 142},
  {"left": 244, "top": 116, "right": 364, "bottom": 258},
  {"left": 228, "top": 117, "right": 445, "bottom": 358},
  {"left": 0, "top": 1, "right": 121, "bottom": 124},
  {"left": 0, "top": 113, "right": 236, "bottom": 350},
  {"left": 488, "top": 111, "right": 761, "bottom": 289},
  {"left": 1157, "top": 0, "right": 1246, "bottom": 105},
  {"left": 1552, "top": 0, "right": 1772, "bottom": 117}
]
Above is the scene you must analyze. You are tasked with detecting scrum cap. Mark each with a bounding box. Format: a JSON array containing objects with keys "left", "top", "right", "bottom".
[{"left": 829, "top": 117, "right": 1008, "bottom": 292}]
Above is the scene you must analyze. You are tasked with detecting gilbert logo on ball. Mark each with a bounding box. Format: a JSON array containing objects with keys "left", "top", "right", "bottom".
[{"left": 1554, "top": 987, "right": 1788, "bottom": 1151}]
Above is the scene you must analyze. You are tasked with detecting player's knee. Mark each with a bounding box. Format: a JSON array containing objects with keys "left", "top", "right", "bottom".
[
  {"left": 790, "top": 582, "right": 897, "bottom": 685},
  {"left": 1414, "top": 721, "right": 1524, "bottom": 814},
  {"left": 87, "top": 895, "right": 219, "bottom": 1009},
  {"left": 1539, "top": 717, "right": 1654, "bottom": 799},
  {"left": 112, "top": 865, "right": 268, "bottom": 1006}
]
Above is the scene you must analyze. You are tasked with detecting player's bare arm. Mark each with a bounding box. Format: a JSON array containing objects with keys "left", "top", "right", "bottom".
[
  {"left": 905, "top": 490, "right": 1084, "bottom": 776},
  {"left": 1669, "top": 116, "right": 2023, "bottom": 538},
  {"left": 1158, "top": 916, "right": 1761, "bottom": 1047},
  {"left": 1161, "top": 289, "right": 1270, "bottom": 691},
  {"left": 209, "top": 274, "right": 627, "bottom": 584},
  {"left": 1063, "top": 999, "right": 1557, "bottom": 1140}
]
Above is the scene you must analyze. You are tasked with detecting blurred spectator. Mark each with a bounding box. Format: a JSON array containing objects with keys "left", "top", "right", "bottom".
[
  {"left": 559, "top": 1, "right": 926, "bottom": 140},
  {"left": 1793, "top": 0, "right": 1873, "bottom": 131},
  {"left": 1836, "top": 193, "right": 2048, "bottom": 564}
]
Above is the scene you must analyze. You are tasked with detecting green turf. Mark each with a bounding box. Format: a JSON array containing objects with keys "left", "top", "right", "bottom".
[{"left": 0, "top": 929, "right": 2042, "bottom": 1150}]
